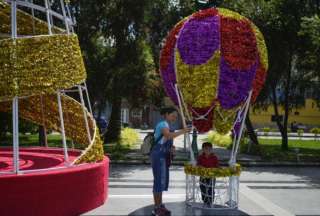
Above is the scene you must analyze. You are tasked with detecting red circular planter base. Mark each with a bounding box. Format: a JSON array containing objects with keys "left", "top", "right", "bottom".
[{"left": 0, "top": 147, "right": 109, "bottom": 216}]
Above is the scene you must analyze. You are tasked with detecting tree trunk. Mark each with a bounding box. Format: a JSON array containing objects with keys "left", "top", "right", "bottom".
[
  {"left": 38, "top": 125, "right": 48, "bottom": 147},
  {"left": 245, "top": 112, "right": 259, "bottom": 145},
  {"left": 271, "top": 85, "right": 288, "bottom": 150},
  {"left": 0, "top": 112, "right": 9, "bottom": 140},
  {"left": 282, "top": 51, "right": 293, "bottom": 151},
  {"left": 104, "top": 96, "right": 122, "bottom": 143}
]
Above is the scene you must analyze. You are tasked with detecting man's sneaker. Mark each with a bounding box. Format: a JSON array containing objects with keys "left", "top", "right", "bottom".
[
  {"left": 151, "top": 207, "right": 166, "bottom": 216},
  {"left": 160, "top": 204, "right": 171, "bottom": 215}
]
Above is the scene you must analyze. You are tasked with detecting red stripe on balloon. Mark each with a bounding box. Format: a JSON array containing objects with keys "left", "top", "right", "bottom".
[
  {"left": 192, "top": 8, "right": 218, "bottom": 20},
  {"left": 221, "top": 17, "right": 258, "bottom": 70},
  {"left": 191, "top": 107, "right": 214, "bottom": 133},
  {"left": 251, "top": 60, "right": 267, "bottom": 102},
  {"left": 160, "top": 20, "right": 186, "bottom": 72}
]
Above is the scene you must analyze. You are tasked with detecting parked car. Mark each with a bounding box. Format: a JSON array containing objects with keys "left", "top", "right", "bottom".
[{"left": 291, "top": 121, "right": 307, "bottom": 132}]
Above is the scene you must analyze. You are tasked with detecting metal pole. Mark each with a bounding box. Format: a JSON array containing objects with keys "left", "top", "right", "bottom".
[
  {"left": 78, "top": 85, "right": 92, "bottom": 144},
  {"left": 84, "top": 82, "right": 93, "bottom": 115},
  {"left": 174, "top": 84, "right": 195, "bottom": 164},
  {"left": 48, "top": 0, "right": 55, "bottom": 31},
  {"left": 65, "top": 2, "right": 74, "bottom": 33},
  {"left": 192, "top": 175, "right": 196, "bottom": 202},
  {"left": 30, "top": 0, "right": 36, "bottom": 35},
  {"left": 57, "top": 91, "right": 69, "bottom": 164},
  {"left": 183, "top": 133, "right": 187, "bottom": 152},
  {"left": 11, "top": 0, "right": 17, "bottom": 38},
  {"left": 231, "top": 91, "right": 252, "bottom": 165},
  {"left": 44, "top": 0, "right": 53, "bottom": 35},
  {"left": 12, "top": 97, "right": 19, "bottom": 174},
  {"left": 59, "top": 0, "right": 70, "bottom": 34},
  {"left": 229, "top": 133, "right": 237, "bottom": 165},
  {"left": 11, "top": 0, "right": 19, "bottom": 174}
]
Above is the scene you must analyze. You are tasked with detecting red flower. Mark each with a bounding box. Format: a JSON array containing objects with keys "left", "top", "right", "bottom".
[
  {"left": 160, "top": 20, "right": 186, "bottom": 71},
  {"left": 191, "top": 106, "right": 214, "bottom": 133},
  {"left": 251, "top": 60, "right": 267, "bottom": 102},
  {"left": 221, "top": 17, "right": 258, "bottom": 71},
  {"left": 192, "top": 8, "right": 218, "bottom": 20}
]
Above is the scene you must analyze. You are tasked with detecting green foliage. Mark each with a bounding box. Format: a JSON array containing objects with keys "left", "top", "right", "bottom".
[
  {"left": 0, "top": 113, "right": 38, "bottom": 136},
  {"left": 299, "top": 15, "right": 320, "bottom": 73},
  {"left": 262, "top": 127, "right": 271, "bottom": 135},
  {"left": 108, "top": 143, "right": 131, "bottom": 160},
  {"left": 19, "top": 120, "right": 38, "bottom": 134},
  {"left": 221, "top": 0, "right": 320, "bottom": 151},
  {"left": 310, "top": 128, "right": 320, "bottom": 139},
  {"left": 0, "top": 134, "right": 74, "bottom": 148},
  {"left": 297, "top": 129, "right": 304, "bottom": 137},
  {"left": 258, "top": 138, "right": 320, "bottom": 162},
  {"left": 204, "top": 130, "right": 232, "bottom": 148},
  {"left": 240, "top": 138, "right": 320, "bottom": 162},
  {"left": 70, "top": 0, "right": 320, "bottom": 143},
  {"left": 0, "top": 112, "right": 10, "bottom": 139},
  {"left": 119, "top": 128, "right": 139, "bottom": 147},
  {"left": 298, "top": 15, "right": 320, "bottom": 105}
]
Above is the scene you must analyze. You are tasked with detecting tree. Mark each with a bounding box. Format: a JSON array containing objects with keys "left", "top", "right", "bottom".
[
  {"left": 297, "top": 14, "right": 320, "bottom": 106},
  {"left": 70, "top": 1, "right": 170, "bottom": 142},
  {"left": 221, "top": 0, "right": 320, "bottom": 150},
  {"left": 0, "top": 112, "right": 10, "bottom": 140},
  {"left": 144, "top": 0, "right": 196, "bottom": 108}
]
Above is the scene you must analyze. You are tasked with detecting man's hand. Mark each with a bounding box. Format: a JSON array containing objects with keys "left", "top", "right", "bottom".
[{"left": 183, "top": 127, "right": 192, "bottom": 134}]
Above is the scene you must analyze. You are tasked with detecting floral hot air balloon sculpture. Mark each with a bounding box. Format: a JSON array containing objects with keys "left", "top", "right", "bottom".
[
  {"left": 160, "top": 7, "right": 268, "bottom": 209},
  {"left": 160, "top": 7, "right": 268, "bottom": 134}
]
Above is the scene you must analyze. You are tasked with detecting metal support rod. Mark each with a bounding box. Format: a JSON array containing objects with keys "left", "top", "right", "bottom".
[
  {"left": 30, "top": 0, "right": 36, "bottom": 35},
  {"left": 65, "top": 2, "right": 74, "bottom": 33},
  {"left": 175, "top": 84, "right": 195, "bottom": 164},
  {"left": 11, "top": 0, "right": 19, "bottom": 174},
  {"left": 48, "top": 0, "right": 54, "bottom": 31},
  {"left": 57, "top": 91, "right": 69, "bottom": 164},
  {"left": 78, "top": 85, "right": 92, "bottom": 144},
  {"left": 12, "top": 97, "right": 20, "bottom": 174},
  {"left": 61, "top": 89, "right": 80, "bottom": 93},
  {"left": 230, "top": 109, "right": 243, "bottom": 162},
  {"left": 44, "top": 0, "right": 52, "bottom": 34},
  {"left": 185, "top": 174, "right": 188, "bottom": 201},
  {"left": 229, "top": 133, "right": 237, "bottom": 165},
  {"left": 230, "top": 91, "right": 252, "bottom": 165},
  {"left": 84, "top": 82, "right": 93, "bottom": 115},
  {"left": 8, "top": 0, "right": 71, "bottom": 24},
  {"left": 11, "top": 0, "right": 17, "bottom": 38},
  {"left": 192, "top": 175, "right": 196, "bottom": 202},
  {"left": 59, "top": 0, "right": 70, "bottom": 34}
]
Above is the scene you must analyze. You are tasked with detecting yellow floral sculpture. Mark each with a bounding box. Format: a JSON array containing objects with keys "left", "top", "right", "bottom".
[{"left": 0, "top": 2, "right": 104, "bottom": 164}]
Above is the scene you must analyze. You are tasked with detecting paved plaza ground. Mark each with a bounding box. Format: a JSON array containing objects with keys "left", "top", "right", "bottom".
[{"left": 83, "top": 164, "right": 320, "bottom": 216}]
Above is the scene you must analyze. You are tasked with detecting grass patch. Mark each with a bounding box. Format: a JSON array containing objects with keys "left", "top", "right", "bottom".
[
  {"left": 103, "top": 143, "right": 131, "bottom": 160},
  {"left": 241, "top": 138, "right": 320, "bottom": 162},
  {"left": 0, "top": 134, "right": 78, "bottom": 148}
]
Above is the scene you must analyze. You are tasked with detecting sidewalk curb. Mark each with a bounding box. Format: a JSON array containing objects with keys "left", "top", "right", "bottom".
[{"left": 109, "top": 159, "right": 320, "bottom": 167}]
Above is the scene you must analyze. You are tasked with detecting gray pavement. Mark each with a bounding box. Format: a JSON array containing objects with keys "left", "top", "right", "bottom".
[{"left": 83, "top": 165, "right": 320, "bottom": 216}]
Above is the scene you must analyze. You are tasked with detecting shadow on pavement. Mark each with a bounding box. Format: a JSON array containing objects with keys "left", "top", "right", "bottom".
[{"left": 128, "top": 201, "right": 250, "bottom": 216}]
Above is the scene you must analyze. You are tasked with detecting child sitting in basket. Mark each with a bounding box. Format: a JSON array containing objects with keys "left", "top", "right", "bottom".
[{"left": 197, "top": 142, "right": 219, "bottom": 206}]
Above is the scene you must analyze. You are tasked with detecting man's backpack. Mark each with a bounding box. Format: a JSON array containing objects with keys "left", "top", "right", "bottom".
[{"left": 140, "top": 132, "right": 162, "bottom": 155}]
